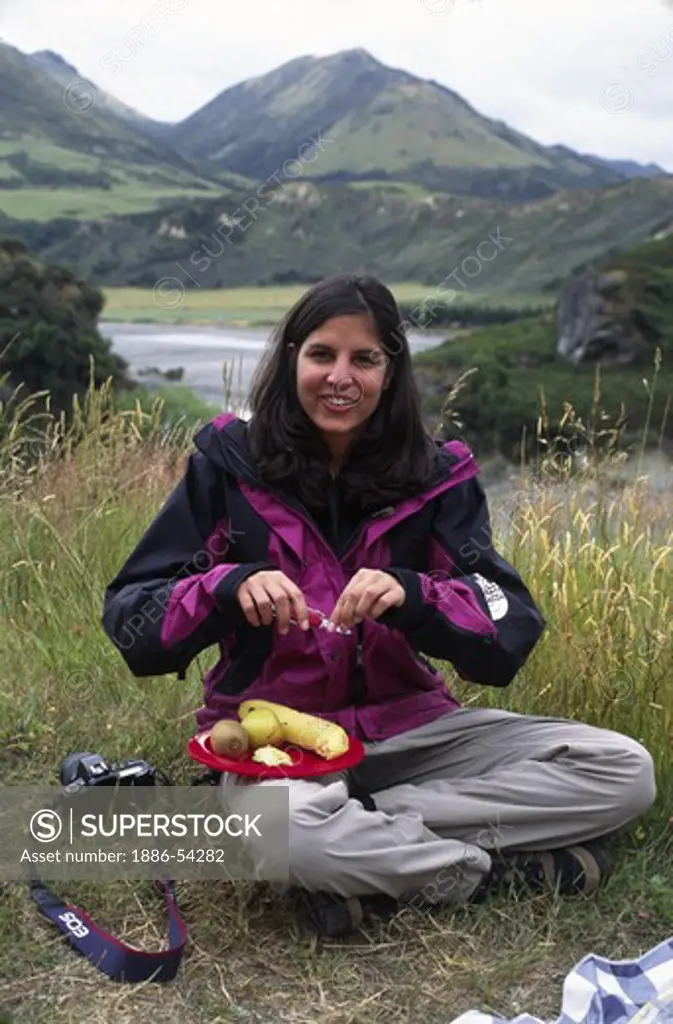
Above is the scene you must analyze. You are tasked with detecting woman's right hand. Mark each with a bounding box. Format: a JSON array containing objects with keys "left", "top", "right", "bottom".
[{"left": 236, "top": 570, "right": 310, "bottom": 634}]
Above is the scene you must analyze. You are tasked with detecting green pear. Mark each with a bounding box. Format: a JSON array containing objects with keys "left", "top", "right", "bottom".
[{"left": 240, "top": 708, "right": 284, "bottom": 749}]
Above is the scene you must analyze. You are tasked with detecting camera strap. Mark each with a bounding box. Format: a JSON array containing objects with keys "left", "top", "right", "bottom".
[
  {"left": 28, "top": 876, "right": 186, "bottom": 983},
  {"left": 24, "top": 765, "right": 223, "bottom": 982}
]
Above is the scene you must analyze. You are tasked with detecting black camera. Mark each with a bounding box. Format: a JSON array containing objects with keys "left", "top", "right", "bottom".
[{"left": 59, "top": 751, "right": 157, "bottom": 793}]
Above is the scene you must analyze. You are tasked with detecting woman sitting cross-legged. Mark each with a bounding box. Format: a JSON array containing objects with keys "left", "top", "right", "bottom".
[{"left": 101, "top": 274, "right": 656, "bottom": 937}]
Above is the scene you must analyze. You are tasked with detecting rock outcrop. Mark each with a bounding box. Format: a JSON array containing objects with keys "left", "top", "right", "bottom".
[{"left": 556, "top": 269, "right": 646, "bottom": 366}]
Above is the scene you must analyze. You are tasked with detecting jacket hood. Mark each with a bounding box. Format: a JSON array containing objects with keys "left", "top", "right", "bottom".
[
  {"left": 193, "top": 413, "right": 468, "bottom": 493},
  {"left": 194, "top": 414, "right": 261, "bottom": 485}
]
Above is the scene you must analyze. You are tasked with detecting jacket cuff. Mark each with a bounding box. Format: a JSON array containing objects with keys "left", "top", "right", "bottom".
[
  {"left": 213, "top": 562, "right": 278, "bottom": 616},
  {"left": 379, "top": 568, "right": 427, "bottom": 631}
]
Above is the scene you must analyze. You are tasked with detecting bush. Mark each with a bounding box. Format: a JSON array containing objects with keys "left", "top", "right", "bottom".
[
  {"left": 0, "top": 238, "right": 132, "bottom": 416},
  {"left": 415, "top": 316, "right": 672, "bottom": 462},
  {"left": 398, "top": 301, "right": 548, "bottom": 329},
  {"left": 115, "top": 384, "right": 222, "bottom": 430}
]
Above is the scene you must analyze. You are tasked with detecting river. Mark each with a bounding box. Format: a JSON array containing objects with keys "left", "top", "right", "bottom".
[
  {"left": 100, "top": 321, "right": 450, "bottom": 409},
  {"left": 99, "top": 320, "right": 672, "bottom": 516}
]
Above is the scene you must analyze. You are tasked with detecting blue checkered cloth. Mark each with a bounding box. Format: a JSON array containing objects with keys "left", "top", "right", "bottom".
[{"left": 450, "top": 936, "right": 673, "bottom": 1024}]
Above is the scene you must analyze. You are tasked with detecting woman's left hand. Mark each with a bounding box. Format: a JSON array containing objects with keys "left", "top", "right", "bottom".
[{"left": 328, "top": 569, "right": 405, "bottom": 631}]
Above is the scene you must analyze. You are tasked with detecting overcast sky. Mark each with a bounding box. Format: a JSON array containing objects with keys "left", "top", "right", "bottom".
[{"left": 3, "top": 0, "right": 673, "bottom": 170}]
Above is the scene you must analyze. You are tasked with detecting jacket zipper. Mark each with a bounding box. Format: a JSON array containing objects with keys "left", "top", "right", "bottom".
[
  {"left": 247, "top": 478, "right": 465, "bottom": 721},
  {"left": 351, "top": 621, "right": 367, "bottom": 736},
  {"left": 263, "top": 489, "right": 371, "bottom": 733}
]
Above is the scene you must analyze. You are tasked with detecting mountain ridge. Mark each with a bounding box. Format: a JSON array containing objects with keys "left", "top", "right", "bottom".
[
  {"left": 581, "top": 152, "right": 668, "bottom": 179},
  {"left": 28, "top": 47, "right": 160, "bottom": 129},
  {"left": 0, "top": 42, "right": 194, "bottom": 172},
  {"left": 0, "top": 40, "right": 230, "bottom": 213},
  {"left": 19, "top": 43, "right": 668, "bottom": 185},
  {"left": 5, "top": 42, "right": 668, "bottom": 189},
  {"left": 164, "top": 47, "right": 631, "bottom": 199},
  {"left": 0, "top": 41, "right": 669, "bottom": 225}
]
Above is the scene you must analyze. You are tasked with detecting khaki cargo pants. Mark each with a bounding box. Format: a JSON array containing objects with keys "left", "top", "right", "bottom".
[{"left": 218, "top": 707, "right": 656, "bottom": 904}]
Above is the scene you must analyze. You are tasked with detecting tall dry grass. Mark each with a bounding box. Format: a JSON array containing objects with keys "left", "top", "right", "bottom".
[{"left": 0, "top": 373, "right": 671, "bottom": 822}]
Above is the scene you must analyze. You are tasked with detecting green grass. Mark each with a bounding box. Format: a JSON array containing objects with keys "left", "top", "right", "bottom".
[
  {"left": 0, "top": 138, "right": 223, "bottom": 220},
  {"left": 411, "top": 232, "right": 673, "bottom": 461},
  {"left": 0, "top": 163, "right": 22, "bottom": 181},
  {"left": 116, "top": 383, "right": 223, "bottom": 424},
  {"left": 415, "top": 314, "right": 673, "bottom": 461},
  {"left": 0, "top": 142, "right": 215, "bottom": 189},
  {"left": 100, "top": 285, "right": 549, "bottom": 326},
  {"left": 0, "top": 382, "right": 670, "bottom": 1022},
  {"left": 101, "top": 282, "right": 440, "bottom": 325},
  {"left": 0, "top": 139, "right": 109, "bottom": 172},
  {"left": 348, "top": 179, "right": 436, "bottom": 201},
  {"left": 0, "top": 138, "right": 224, "bottom": 219},
  {"left": 0, "top": 185, "right": 226, "bottom": 222}
]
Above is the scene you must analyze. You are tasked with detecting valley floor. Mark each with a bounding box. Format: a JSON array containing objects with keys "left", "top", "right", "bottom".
[{"left": 100, "top": 285, "right": 547, "bottom": 328}]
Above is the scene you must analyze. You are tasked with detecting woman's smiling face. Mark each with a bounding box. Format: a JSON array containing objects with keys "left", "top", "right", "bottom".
[{"left": 295, "top": 314, "right": 390, "bottom": 460}]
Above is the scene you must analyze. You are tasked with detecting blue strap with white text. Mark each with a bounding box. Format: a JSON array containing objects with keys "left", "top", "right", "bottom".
[{"left": 28, "top": 877, "right": 186, "bottom": 983}]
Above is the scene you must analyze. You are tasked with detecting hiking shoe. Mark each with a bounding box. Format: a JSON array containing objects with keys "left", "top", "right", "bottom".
[
  {"left": 361, "top": 893, "right": 399, "bottom": 925},
  {"left": 470, "top": 843, "right": 614, "bottom": 903},
  {"left": 302, "top": 890, "right": 364, "bottom": 938}
]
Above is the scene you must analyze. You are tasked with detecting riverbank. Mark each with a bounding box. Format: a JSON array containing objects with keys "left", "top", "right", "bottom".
[{"left": 101, "top": 321, "right": 451, "bottom": 409}]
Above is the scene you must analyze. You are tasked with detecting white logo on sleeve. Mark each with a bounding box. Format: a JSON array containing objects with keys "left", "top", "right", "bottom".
[{"left": 472, "top": 574, "right": 509, "bottom": 621}]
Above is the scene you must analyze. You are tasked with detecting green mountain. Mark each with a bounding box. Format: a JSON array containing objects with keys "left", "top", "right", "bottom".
[
  {"left": 167, "top": 48, "right": 629, "bottom": 201},
  {"left": 0, "top": 43, "right": 197, "bottom": 174},
  {"left": 2, "top": 42, "right": 668, "bottom": 221},
  {"left": 0, "top": 42, "right": 228, "bottom": 219},
  {"left": 27, "top": 49, "right": 161, "bottom": 132},
  {"left": 5, "top": 175, "right": 671, "bottom": 295},
  {"left": 581, "top": 153, "right": 668, "bottom": 179},
  {"left": 1, "top": 40, "right": 671, "bottom": 301}
]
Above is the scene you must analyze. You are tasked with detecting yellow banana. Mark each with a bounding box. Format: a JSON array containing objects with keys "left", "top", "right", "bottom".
[{"left": 238, "top": 699, "right": 350, "bottom": 760}]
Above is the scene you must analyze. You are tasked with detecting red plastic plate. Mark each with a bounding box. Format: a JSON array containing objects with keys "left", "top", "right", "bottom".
[{"left": 188, "top": 730, "right": 365, "bottom": 779}]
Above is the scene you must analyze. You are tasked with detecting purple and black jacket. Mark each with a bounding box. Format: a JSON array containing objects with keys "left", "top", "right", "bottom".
[{"left": 101, "top": 415, "right": 546, "bottom": 742}]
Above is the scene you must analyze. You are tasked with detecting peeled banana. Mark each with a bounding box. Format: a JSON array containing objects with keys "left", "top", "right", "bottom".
[
  {"left": 239, "top": 699, "right": 350, "bottom": 761},
  {"left": 252, "top": 745, "right": 294, "bottom": 766}
]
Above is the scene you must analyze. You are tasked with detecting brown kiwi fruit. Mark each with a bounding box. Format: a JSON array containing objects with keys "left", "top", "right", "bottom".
[{"left": 210, "top": 720, "right": 250, "bottom": 759}]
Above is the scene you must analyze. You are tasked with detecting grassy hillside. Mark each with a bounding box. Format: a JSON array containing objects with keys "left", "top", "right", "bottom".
[
  {"left": 167, "top": 49, "right": 625, "bottom": 201},
  {"left": 4, "top": 175, "right": 672, "bottom": 294},
  {"left": 0, "top": 43, "right": 229, "bottom": 219},
  {"left": 0, "top": 43, "right": 194, "bottom": 171},
  {"left": 414, "top": 235, "right": 673, "bottom": 460},
  {"left": 27, "top": 48, "right": 160, "bottom": 130},
  {"left": 0, "top": 180, "right": 226, "bottom": 222},
  {"left": 1, "top": 42, "right": 665, "bottom": 223}
]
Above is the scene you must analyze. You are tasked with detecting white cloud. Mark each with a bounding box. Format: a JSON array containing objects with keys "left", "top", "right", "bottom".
[{"left": 2, "top": 0, "right": 673, "bottom": 168}]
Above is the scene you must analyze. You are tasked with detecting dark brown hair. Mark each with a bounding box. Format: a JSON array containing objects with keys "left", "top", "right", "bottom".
[{"left": 246, "top": 273, "right": 439, "bottom": 514}]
